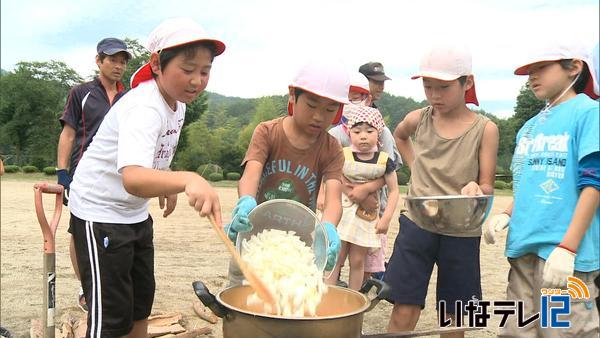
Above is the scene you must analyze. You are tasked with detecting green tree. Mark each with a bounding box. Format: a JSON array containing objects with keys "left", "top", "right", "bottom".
[
  {"left": 122, "top": 38, "right": 151, "bottom": 89},
  {"left": 376, "top": 93, "right": 427, "bottom": 130},
  {"left": 513, "top": 83, "right": 545, "bottom": 131},
  {"left": 237, "top": 96, "right": 283, "bottom": 149},
  {"left": 0, "top": 61, "right": 80, "bottom": 166},
  {"left": 15, "top": 60, "right": 83, "bottom": 87}
]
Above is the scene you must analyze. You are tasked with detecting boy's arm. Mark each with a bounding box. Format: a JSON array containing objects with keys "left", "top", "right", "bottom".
[
  {"left": 543, "top": 186, "right": 599, "bottom": 287},
  {"left": 476, "top": 121, "right": 499, "bottom": 195},
  {"left": 238, "top": 160, "right": 263, "bottom": 198},
  {"left": 321, "top": 179, "right": 342, "bottom": 225},
  {"left": 560, "top": 186, "right": 600, "bottom": 252},
  {"left": 376, "top": 171, "right": 399, "bottom": 233},
  {"left": 122, "top": 166, "right": 221, "bottom": 224},
  {"left": 393, "top": 109, "right": 421, "bottom": 171},
  {"left": 317, "top": 182, "right": 325, "bottom": 210},
  {"left": 347, "top": 177, "right": 385, "bottom": 204}
]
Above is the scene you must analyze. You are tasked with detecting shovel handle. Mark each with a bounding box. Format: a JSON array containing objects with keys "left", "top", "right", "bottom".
[{"left": 34, "top": 183, "right": 64, "bottom": 254}]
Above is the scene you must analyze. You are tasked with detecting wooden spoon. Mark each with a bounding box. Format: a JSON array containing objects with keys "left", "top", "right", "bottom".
[{"left": 207, "top": 215, "right": 277, "bottom": 310}]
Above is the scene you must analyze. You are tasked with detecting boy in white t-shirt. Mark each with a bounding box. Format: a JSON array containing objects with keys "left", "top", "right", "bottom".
[{"left": 68, "top": 18, "right": 225, "bottom": 338}]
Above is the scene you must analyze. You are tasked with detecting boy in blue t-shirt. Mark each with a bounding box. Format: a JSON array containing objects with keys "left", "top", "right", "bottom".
[{"left": 485, "top": 41, "right": 599, "bottom": 338}]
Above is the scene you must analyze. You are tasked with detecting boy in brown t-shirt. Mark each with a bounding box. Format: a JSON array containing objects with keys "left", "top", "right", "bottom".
[{"left": 226, "top": 59, "right": 350, "bottom": 286}]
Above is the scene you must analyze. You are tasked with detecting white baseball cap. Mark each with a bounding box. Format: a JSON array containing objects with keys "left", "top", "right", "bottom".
[
  {"left": 287, "top": 59, "right": 351, "bottom": 124},
  {"left": 131, "top": 17, "right": 226, "bottom": 88},
  {"left": 514, "top": 41, "right": 599, "bottom": 99},
  {"left": 349, "top": 72, "right": 370, "bottom": 94},
  {"left": 411, "top": 44, "right": 479, "bottom": 106}
]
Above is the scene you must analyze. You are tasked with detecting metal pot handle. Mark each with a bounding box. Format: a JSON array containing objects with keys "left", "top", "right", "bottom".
[
  {"left": 192, "top": 281, "right": 230, "bottom": 318},
  {"left": 359, "top": 278, "right": 391, "bottom": 312}
]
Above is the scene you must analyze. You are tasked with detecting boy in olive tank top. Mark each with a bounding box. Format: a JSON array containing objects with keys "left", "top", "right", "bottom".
[{"left": 385, "top": 45, "right": 499, "bottom": 337}]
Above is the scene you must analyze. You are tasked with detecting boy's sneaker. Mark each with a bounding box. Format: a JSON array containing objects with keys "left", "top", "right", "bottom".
[{"left": 78, "top": 287, "right": 88, "bottom": 313}]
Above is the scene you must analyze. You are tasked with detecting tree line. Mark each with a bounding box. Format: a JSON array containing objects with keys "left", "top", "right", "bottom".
[{"left": 0, "top": 39, "right": 544, "bottom": 176}]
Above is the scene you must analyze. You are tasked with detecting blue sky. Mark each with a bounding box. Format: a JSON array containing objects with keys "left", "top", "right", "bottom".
[{"left": 2, "top": 0, "right": 598, "bottom": 118}]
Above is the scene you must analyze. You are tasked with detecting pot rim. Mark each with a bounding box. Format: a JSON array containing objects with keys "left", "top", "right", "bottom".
[{"left": 216, "top": 285, "right": 371, "bottom": 320}]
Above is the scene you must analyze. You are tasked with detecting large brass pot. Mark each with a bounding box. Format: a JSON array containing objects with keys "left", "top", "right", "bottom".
[{"left": 193, "top": 279, "right": 389, "bottom": 338}]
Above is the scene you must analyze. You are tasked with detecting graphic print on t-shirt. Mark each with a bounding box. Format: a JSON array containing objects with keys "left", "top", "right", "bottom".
[
  {"left": 153, "top": 117, "right": 184, "bottom": 170},
  {"left": 258, "top": 159, "right": 320, "bottom": 210},
  {"left": 513, "top": 131, "right": 570, "bottom": 205}
]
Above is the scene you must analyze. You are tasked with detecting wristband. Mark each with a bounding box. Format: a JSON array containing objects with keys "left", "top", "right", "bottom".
[{"left": 557, "top": 243, "right": 577, "bottom": 255}]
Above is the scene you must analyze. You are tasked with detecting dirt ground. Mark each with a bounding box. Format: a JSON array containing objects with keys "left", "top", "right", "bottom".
[{"left": 1, "top": 176, "right": 512, "bottom": 337}]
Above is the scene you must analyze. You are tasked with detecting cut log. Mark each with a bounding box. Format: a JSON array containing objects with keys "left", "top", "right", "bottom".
[
  {"left": 147, "top": 324, "right": 186, "bottom": 337},
  {"left": 193, "top": 301, "right": 218, "bottom": 324},
  {"left": 147, "top": 313, "right": 183, "bottom": 327}
]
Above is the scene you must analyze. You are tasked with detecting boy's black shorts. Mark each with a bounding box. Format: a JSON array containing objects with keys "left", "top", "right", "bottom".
[
  {"left": 69, "top": 213, "right": 155, "bottom": 337},
  {"left": 384, "top": 214, "right": 482, "bottom": 314}
]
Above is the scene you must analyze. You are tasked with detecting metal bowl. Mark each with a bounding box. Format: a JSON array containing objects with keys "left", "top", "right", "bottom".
[
  {"left": 236, "top": 199, "right": 329, "bottom": 272},
  {"left": 404, "top": 195, "right": 493, "bottom": 233}
]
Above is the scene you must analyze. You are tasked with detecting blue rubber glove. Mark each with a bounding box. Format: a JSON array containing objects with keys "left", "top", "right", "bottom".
[
  {"left": 56, "top": 169, "right": 72, "bottom": 206},
  {"left": 323, "top": 222, "right": 341, "bottom": 270},
  {"left": 228, "top": 195, "right": 257, "bottom": 241}
]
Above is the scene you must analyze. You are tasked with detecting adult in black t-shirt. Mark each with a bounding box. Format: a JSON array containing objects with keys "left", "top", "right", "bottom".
[{"left": 56, "top": 37, "right": 130, "bottom": 312}]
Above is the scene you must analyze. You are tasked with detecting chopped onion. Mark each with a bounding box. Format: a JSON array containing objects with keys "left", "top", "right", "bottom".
[{"left": 242, "top": 229, "right": 327, "bottom": 316}]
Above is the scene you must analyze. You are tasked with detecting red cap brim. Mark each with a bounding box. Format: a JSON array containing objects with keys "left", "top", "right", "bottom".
[
  {"left": 583, "top": 78, "right": 600, "bottom": 100},
  {"left": 349, "top": 85, "right": 370, "bottom": 94},
  {"left": 465, "top": 82, "right": 479, "bottom": 106},
  {"left": 130, "top": 63, "right": 153, "bottom": 89}
]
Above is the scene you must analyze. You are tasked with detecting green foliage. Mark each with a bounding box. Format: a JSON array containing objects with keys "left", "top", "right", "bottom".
[
  {"left": 43, "top": 166, "right": 56, "bottom": 175},
  {"left": 226, "top": 172, "right": 241, "bottom": 181},
  {"left": 395, "top": 166, "right": 411, "bottom": 185},
  {"left": 121, "top": 38, "right": 151, "bottom": 90},
  {"left": 22, "top": 165, "right": 39, "bottom": 173},
  {"left": 491, "top": 83, "right": 545, "bottom": 172},
  {"left": 237, "top": 96, "right": 284, "bottom": 150},
  {"left": 172, "top": 92, "right": 209, "bottom": 168},
  {"left": 0, "top": 61, "right": 79, "bottom": 167},
  {"left": 208, "top": 172, "right": 224, "bottom": 182},
  {"left": 513, "top": 83, "right": 545, "bottom": 129},
  {"left": 494, "top": 180, "right": 509, "bottom": 190},
  {"left": 196, "top": 163, "right": 223, "bottom": 179},
  {"left": 375, "top": 93, "right": 427, "bottom": 131},
  {"left": 396, "top": 171, "right": 409, "bottom": 186},
  {"left": 3, "top": 165, "right": 20, "bottom": 173}
]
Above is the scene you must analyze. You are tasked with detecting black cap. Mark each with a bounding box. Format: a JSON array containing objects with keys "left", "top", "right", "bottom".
[
  {"left": 359, "top": 62, "right": 391, "bottom": 81},
  {"left": 97, "top": 38, "right": 131, "bottom": 59}
]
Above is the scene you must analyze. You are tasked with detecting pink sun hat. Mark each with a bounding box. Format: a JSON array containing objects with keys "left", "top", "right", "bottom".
[
  {"left": 130, "top": 17, "right": 226, "bottom": 89},
  {"left": 349, "top": 72, "right": 370, "bottom": 94},
  {"left": 287, "top": 59, "right": 351, "bottom": 124},
  {"left": 514, "top": 41, "right": 599, "bottom": 100},
  {"left": 411, "top": 44, "right": 479, "bottom": 106}
]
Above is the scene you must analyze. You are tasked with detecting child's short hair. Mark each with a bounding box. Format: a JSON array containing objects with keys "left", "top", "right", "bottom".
[
  {"left": 131, "top": 17, "right": 225, "bottom": 89},
  {"left": 558, "top": 60, "right": 592, "bottom": 95},
  {"left": 514, "top": 41, "right": 599, "bottom": 99},
  {"left": 287, "top": 59, "right": 350, "bottom": 124},
  {"left": 156, "top": 41, "right": 217, "bottom": 76}
]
